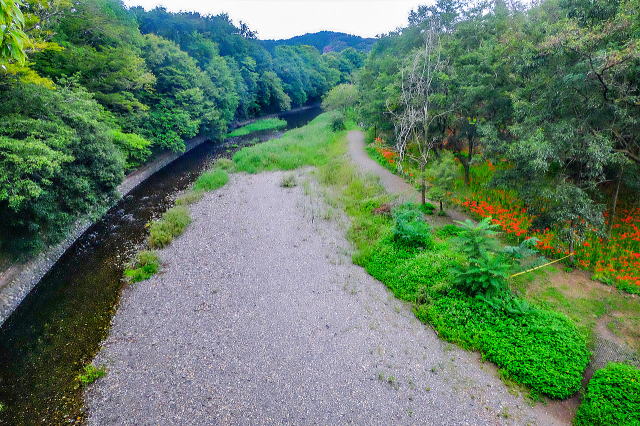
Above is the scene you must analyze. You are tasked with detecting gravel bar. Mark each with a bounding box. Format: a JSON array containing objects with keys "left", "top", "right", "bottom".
[{"left": 85, "top": 170, "right": 563, "bottom": 425}]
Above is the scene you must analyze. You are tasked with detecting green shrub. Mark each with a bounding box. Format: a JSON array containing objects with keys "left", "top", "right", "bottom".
[
  {"left": 280, "top": 174, "right": 297, "bottom": 188},
  {"left": 364, "top": 236, "right": 462, "bottom": 301},
  {"left": 420, "top": 202, "right": 436, "bottom": 215},
  {"left": 436, "top": 224, "right": 464, "bottom": 238},
  {"left": 575, "top": 363, "right": 640, "bottom": 425},
  {"left": 331, "top": 113, "right": 346, "bottom": 131},
  {"left": 416, "top": 292, "right": 589, "bottom": 399},
  {"left": 77, "top": 364, "right": 106, "bottom": 386},
  {"left": 124, "top": 250, "right": 160, "bottom": 283},
  {"left": 148, "top": 206, "right": 191, "bottom": 249},
  {"left": 193, "top": 168, "right": 228, "bottom": 192},
  {"left": 392, "top": 203, "right": 432, "bottom": 248}
]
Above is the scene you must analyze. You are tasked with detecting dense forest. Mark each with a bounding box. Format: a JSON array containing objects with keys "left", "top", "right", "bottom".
[
  {"left": 0, "top": 0, "right": 364, "bottom": 256},
  {"left": 352, "top": 0, "right": 640, "bottom": 290},
  {"left": 262, "top": 31, "right": 376, "bottom": 53}
]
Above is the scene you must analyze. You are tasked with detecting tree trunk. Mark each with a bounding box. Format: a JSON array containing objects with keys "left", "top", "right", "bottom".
[
  {"left": 420, "top": 163, "right": 426, "bottom": 206},
  {"left": 439, "top": 200, "right": 443, "bottom": 212},
  {"left": 607, "top": 166, "right": 624, "bottom": 240}
]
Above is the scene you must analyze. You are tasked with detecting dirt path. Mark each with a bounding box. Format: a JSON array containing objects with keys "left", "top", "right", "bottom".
[
  {"left": 347, "top": 131, "right": 469, "bottom": 223},
  {"left": 86, "top": 167, "right": 563, "bottom": 425}
]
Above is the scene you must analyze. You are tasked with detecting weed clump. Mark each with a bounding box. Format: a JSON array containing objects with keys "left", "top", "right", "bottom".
[
  {"left": 280, "top": 174, "right": 297, "bottom": 188},
  {"left": 124, "top": 250, "right": 160, "bottom": 283},
  {"left": 148, "top": 206, "right": 191, "bottom": 249},
  {"left": 193, "top": 169, "right": 228, "bottom": 192},
  {"left": 77, "top": 364, "right": 106, "bottom": 386}
]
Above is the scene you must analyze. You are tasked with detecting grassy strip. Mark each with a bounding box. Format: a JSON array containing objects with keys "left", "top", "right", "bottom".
[
  {"left": 193, "top": 168, "right": 229, "bottom": 191},
  {"left": 227, "top": 118, "right": 287, "bottom": 138},
  {"left": 148, "top": 206, "right": 192, "bottom": 249},
  {"left": 575, "top": 363, "right": 640, "bottom": 425},
  {"left": 233, "top": 112, "right": 342, "bottom": 173},
  {"left": 312, "top": 132, "right": 589, "bottom": 400}
]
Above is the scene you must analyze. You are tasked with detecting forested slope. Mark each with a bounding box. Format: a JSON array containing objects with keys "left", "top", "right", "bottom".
[
  {"left": 0, "top": 0, "right": 363, "bottom": 257},
  {"left": 354, "top": 0, "right": 640, "bottom": 291}
]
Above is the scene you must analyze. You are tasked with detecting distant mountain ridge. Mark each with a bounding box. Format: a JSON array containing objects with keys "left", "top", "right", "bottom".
[{"left": 262, "top": 31, "right": 376, "bottom": 53}]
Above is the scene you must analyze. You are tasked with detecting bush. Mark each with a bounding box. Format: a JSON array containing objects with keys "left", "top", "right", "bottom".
[
  {"left": 331, "top": 114, "right": 346, "bottom": 131},
  {"left": 575, "top": 363, "right": 640, "bottom": 425},
  {"left": 124, "top": 250, "right": 160, "bottom": 283},
  {"left": 416, "top": 292, "right": 589, "bottom": 399},
  {"left": 148, "top": 206, "right": 191, "bottom": 249},
  {"left": 192, "top": 168, "right": 228, "bottom": 192},
  {"left": 280, "top": 174, "right": 297, "bottom": 188},
  {"left": 392, "top": 203, "right": 432, "bottom": 248},
  {"left": 175, "top": 190, "right": 204, "bottom": 206}
]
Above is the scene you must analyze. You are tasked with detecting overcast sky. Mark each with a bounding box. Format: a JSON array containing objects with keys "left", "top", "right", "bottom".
[{"left": 122, "top": 0, "right": 430, "bottom": 40}]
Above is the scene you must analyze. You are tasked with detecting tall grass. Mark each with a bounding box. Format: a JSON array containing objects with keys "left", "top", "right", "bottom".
[
  {"left": 227, "top": 118, "right": 287, "bottom": 138},
  {"left": 193, "top": 168, "right": 228, "bottom": 192},
  {"left": 148, "top": 206, "right": 192, "bottom": 249},
  {"left": 233, "top": 112, "right": 342, "bottom": 173}
]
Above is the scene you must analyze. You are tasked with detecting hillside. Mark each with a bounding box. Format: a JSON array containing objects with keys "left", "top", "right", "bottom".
[{"left": 262, "top": 31, "right": 375, "bottom": 53}]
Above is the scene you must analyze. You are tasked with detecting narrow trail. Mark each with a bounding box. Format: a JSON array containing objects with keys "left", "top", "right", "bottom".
[
  {"left": 347, "top": 131, "right": 470, "bottom": 223},
  {"left": 86, "top": 156, "right": 564, "bottom": 424}
]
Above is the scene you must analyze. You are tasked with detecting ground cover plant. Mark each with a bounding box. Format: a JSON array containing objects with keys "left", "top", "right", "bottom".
[
  {"left": 575, "top": 362, "right": 640, "bottom": 426},
  {"left": 77, "top": 364, "right": 106, "bottom": 387},
  {"left": 226, "top": 118, "right": 288, "bottom": 138},
  {"left": 123, "top": 251, "right": 161, "bottom": 283}
]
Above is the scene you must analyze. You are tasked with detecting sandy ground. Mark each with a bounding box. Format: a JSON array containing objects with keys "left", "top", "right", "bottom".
[{"left": 85, "top": 159, "right": 565, "bottom": 424}]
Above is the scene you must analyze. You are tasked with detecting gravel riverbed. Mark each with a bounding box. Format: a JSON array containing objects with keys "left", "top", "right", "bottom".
[{"left": 85, "top": 169, "right": 563, "bottom": 425}]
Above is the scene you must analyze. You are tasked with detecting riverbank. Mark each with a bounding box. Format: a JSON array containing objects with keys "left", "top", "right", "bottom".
[
  {"left": 0, "top": 135, "right": 210, "bottom": 324},
  {"left": 85, "top": 169, "right": 559, "bottom": 425},
  {"left": 84, "top": 115, "right": 562, "bottom": 424},
  {"left": 0, "top": 105, "right": 319, "bottom": 325}
]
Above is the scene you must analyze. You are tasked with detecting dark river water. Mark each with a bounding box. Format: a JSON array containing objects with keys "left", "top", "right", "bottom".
[{"left": 0, "top": 106, "right": 321, "bottom": 424}]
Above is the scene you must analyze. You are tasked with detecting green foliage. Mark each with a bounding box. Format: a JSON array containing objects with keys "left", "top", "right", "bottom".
[
  {"left": 148, "top": 206, "right": 191, "bottom": 249},
  {"left": 192, "top": 168, "right": 228, "bottom": 192},
  {"left": 77, "top": 364, "right": 106, "bottom": 386},
  {"left": 575, "top": 363, "right": 640, "bottom": 426},
  {"left": 110, "top": 130, "right": 152, "bottom": 170},
  {"left": 330, "top": 113, "right": 346, "bottom": 132},
  {"left": 321, "top": 83, "right": 358, "bottom": 112},
  {"left": 124, "top": 250, "right": 160, "bottom": 283},
  {"left": 436, "top": 224, "right": 464, "bottom": 238},
  {"left": 417, "top": 292, "right": 589, "bottom": 399},
  {"left": 392, "top": 203, "right": 433, "bottom": 248},
  {"left": 175, "top": 190, "right": 204, "bottom": 206},
  {"left": 233, "top": 112, "right": 342, "bottom": 173},
  {"left": 280, "top": 174, "right": 297, "bottom": 188},
  {"left": 227, "top": 118, "right": 287, "bottom": 138},
  {"left": 0, "top": 0, "right": 28, "bottom": 63},
  {"left": 213, "top": 158, "right": 235, "bottom": 171},
  {"left": 0, "top": 81, "right": 125, "bottom": 254}
]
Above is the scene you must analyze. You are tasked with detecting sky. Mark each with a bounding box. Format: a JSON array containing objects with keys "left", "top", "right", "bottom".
[{"left": 122, "top": 0, "right": 430, "bottom": 40}]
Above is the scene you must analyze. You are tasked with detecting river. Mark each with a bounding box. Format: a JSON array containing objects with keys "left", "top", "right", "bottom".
[{"left": 0, "top": 106, "right": 321, "bottom": 424}]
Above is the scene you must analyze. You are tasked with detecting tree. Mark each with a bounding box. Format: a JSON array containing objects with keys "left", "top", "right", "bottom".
[
  {"left": 427, "top": 152, "right": 457, "bottom": 213},
  {"left": 389, "top": 20, "right": 449, "bottom": 206},
  {"left": 321, "top": 83, "right": 357, "bottom": 112}
]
